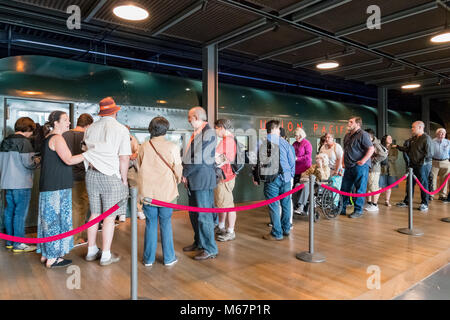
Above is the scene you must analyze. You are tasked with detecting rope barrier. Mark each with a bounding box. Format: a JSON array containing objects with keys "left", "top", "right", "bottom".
[
  {"left": 148, "top": 183, "right": 305, "bottom": 213},
  {"left": 0, "top": 198, "right": 127, "bottom": 244},
  {"left": 319, "top": 174, "right": 408, "bottom": 197},
  {"left": 414, "top": 173, "right": 450, "bottom": 196}
]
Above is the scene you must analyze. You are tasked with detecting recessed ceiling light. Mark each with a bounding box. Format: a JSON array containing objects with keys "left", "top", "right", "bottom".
[
  {"left": 401, "top": 83, "right": 421, "bottom": 89},
  {"left": 430, "top": 31, "right": 450, "bottom": 43},
  {"left": 113, "top": 5, "right": 149, "bottom": 21},
  {"left": 316, "top": 61, "right": 339, "bottom": 70}
]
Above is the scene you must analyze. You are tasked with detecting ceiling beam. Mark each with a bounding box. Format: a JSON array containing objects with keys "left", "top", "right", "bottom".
[
  {"left": 366, "top": 72, "right": 425, "bottom": 85},
  {"left": 292, "top": 0, "right": 352, "bottom": 21},
  {"left": 150, "top": 0, "right": 205, "bottom": 36},
  {"left": 204, "top": 18, "right": 266, "bottom": 46},
  {"left": 84, "top": 0, "right": 108, "bottom": 23},
  {"left": 257, "top": 37, "right": 321, "bottom": 61},
  {"left": 345, "top": 66, "right": 405, "bottom": 80},
  {"left": 293, "top": 48, "right": 356, "bottom": 68},
  {"left": 336, "top": 2, "right": 438, "bottom": 37},
  {"left": 368, "top": 26, "right": 445, "bottom": 49},
  {"left": 278, "top": 0, "right": 323, "bottom": 17},
  {"left": 396, "top": 43, "right": 450, "bottom": 59},
  {"left": 418, "top": 57, "right": 450, "bottom": 67},
  {"left": 321, "top": 58, "right": 383, "bottom": 74},
  {"left": 219, "top": 22, "right": 277, "bottom": 50}
]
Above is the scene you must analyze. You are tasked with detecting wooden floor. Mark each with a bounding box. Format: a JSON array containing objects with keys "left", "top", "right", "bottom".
[{"left": 1, "top": 182, "right": 449, "bottom": 300}]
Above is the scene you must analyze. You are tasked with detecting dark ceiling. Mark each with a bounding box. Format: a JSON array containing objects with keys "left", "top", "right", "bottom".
[{"left": 0, "top": 0, "right": 449, "bottom": 121}]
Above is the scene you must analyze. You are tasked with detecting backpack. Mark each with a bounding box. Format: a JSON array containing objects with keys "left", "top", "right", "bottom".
[
  {"left": 230, "top": 137, "right": 246, "bottom": 175},
  {"left": 253, "top": 138, "right": 283, "bottom": 183}
]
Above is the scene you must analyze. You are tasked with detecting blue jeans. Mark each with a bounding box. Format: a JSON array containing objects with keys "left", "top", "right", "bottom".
[
  {"left": 404, "top": 164, "right": 432, "bottom": 206},
  {"left": 341, "top": 163, "right": 369, "bottom": 213},
  {"left": 143, "top": 204, "right": 176, "bottom": 264},
  {"left": 188, "top": 189, "right": 218, "bottom": 255},
  {"left": 4, "top": 189, "right": 32, "bottom": 248},
  {"left": 264, "top": 176, "right": 292, "bottom": 239}
]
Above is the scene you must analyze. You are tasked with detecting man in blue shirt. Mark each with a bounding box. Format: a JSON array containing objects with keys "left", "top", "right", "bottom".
[
  {"left": 430, "top": 128, "right": 450, "bottom": 201},
  {"left": 253, "top": 120, "right": 295, "bottom": 240},
  {"left": 341, "top": 116, "right": 374, "bottom": 218}
]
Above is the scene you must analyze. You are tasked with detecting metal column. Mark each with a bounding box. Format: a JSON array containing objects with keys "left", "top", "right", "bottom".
[
  {"left": 130, "top": 187, "right": 138, "bottom": 300},
  {"left": 421, "top": 96, "right": 430, "bottom": 135},
  {"left": 377, "top": 87, "right": 388, "bottom": 139},
  {"left": 202, "top": 44, "right": 218, "bottom": 127}
]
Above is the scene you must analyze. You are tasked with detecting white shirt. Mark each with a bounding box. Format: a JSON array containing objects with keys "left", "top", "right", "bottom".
[
  {"left": 319, "top": 143, "right": 343, "bottom": 172},
  {"left": 83, "top": 116, "right": 131, "bottom": 178}
]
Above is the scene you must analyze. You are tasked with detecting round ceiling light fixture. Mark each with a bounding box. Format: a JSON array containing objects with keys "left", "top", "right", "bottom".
[
  {"left": 113, "top": 4, "right": 149, "bottom": 21},
  {"left": 316, "top": 61, "right": 339, "bottom": 70},
  {"left": 401, "top": 83, "right": 421, "bottom": 90},
  {"left": 430, "top": 30, "right": 450, "bottom": 43}
]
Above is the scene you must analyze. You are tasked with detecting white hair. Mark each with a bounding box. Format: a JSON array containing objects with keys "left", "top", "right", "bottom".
[
  {"left": 294, "top": 127, "right": 306, "bottom": 140},
  {"left": 189, "top": 106, "right": 207, "bottom": 121},
  {"left": 436, "top": 128, "right": 446, "bottom": 135}
]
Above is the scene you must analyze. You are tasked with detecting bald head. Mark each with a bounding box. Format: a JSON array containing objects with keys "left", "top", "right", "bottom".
[
  {"left": 188, "top": 106, "right": 207, "bottom": 129},
  {"left": 411, "top": 121, "right": 425, "bottom": 136}
]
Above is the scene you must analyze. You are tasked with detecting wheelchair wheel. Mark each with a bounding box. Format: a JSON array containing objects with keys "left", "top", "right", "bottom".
[{"left": 319, "top": 188, "right": 343, "bottom": 219}]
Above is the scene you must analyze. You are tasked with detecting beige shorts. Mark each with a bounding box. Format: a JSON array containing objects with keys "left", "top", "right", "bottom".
[
  {"left": 214, "top": 178, "right": 236, "bottom": 209},
  {"left": 367, "top": 171, "right": 381, "bottom": 193}
]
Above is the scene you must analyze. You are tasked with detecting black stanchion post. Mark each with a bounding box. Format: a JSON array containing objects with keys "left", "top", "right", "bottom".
[
  {"left": 397, "top": 168, "right": 423, "bottom": 236},
  {"left": 130, "top": 187, "right": 138, "bottom": 300},
  {"left": 296, "top": 175, "right": 326, "bottom": 263}
]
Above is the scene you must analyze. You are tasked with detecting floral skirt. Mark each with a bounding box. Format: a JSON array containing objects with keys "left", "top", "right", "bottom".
[{"left": 37, "top": 189, "right": 73, "bottom": 259}]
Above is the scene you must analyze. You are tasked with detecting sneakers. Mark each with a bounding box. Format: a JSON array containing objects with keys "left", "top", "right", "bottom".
[
  {"left": 215, "top": 227, "right": 226, "bottom": 236},
  {"left": 85, "top": 249, "right": 102, "bottom": 262},
  {"left": 183, "top": 243, "right": 201, "bottom": 252},
  {"left": 194, "top": 251, "right": 217, "bottom": 260},
  {"left": 5, "top": 245, "right": 13, "bottom": 249},
  {"left": 294, "top": 205, "right": 305, "bottom": 215},
  {"left": 396, "top": 202, "right": 407, "bottom": 208},
  {"left": 119, "top": 215, "right": 126, "bottom": 222},
  {"left": 443, "top": 198, "right": 450, "bottom": 204},
  {"left": 137, "top": 211, "right": 145, "bottom": 220},
  {"left": 217, "top": 231, "right": 236, "bottom": 242},
  {"left": 143, "top": 262, "right": 153, "bottom": 267},
  {"left": 438, "top": 197, "right": 447, "bottom": 201},
  {"left": 100, "top": 253, "right": 120, "bottom": 266},
  {"left": 418, "top": 204, "right": 428, "bottom": 212},
  {"left": 349, "top": 212, "right": 363, "bottom": 219},
  {"left": 12, "top": 243, "right": 37, "bottom": 253},
  {"left": 164, "top": 258, "right": 178, "bottom": 266},
  {"left": 262, "top": 233, "right": 283, "bottom": 241},
  {"left": 365, "top": 203, "right": 379, "bottom": 212}
]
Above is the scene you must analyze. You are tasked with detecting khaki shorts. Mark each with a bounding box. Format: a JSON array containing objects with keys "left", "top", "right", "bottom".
[
  {"left": 367, "top": 171, "right": 381, "bottom": 192},
  {"left": 214, "top": 178, "right": 235, "bottom": 208}
]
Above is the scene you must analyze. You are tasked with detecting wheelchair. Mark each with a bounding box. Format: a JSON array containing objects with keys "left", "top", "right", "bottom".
[{"left": 294, "top": 178, "right": 343, "bottom": 222}]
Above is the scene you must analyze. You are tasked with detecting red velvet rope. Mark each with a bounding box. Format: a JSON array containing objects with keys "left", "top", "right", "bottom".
[{"left": 414, "top": 173, "right": 450, "bottom": 196}]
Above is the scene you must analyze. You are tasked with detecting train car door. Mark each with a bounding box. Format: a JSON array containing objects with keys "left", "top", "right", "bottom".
[{"left": 3, "top": 98, "right": 71, "bottom": 228}]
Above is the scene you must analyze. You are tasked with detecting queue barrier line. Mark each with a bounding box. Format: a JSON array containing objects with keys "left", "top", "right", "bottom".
[
  {"left": 0, "top": 199, "right": 127, "bottom": 244},
  {"left": 414, "top": 173, "right": 450, "bottom": 196},
  {"left": 319, "top": 174, "right": 408, "bottom": 197}
]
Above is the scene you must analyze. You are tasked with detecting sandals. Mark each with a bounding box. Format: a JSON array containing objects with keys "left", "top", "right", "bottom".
[
  {"left": 385, "top": 201, "right": 392, "bottom": 207},
  {"left": 46, "top": 258, "right": 72, "bottom": 269}
]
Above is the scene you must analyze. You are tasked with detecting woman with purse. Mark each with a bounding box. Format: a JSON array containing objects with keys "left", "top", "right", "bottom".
[{"left": 137, "top": 117, "right": 183, "bottom": 267}]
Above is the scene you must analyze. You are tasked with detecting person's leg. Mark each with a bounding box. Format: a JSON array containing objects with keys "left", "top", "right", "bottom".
[
  {"left": 418, "top": 163, "right": 432, "bottom": 206},
  {"left": 158, "top": 207, "right": 176, "bottom": 264},
  {"left": 188, "top": 192, "right": 200, "bottom": 248},
  {"left": 196, "top": 190, "right": 218, "bottom": 255},
  {"left": 385, "top": 189, "right": 392, "bottom": 204},
  {"left": 431, "top": 163, "right": 439, "bottom": 198},
  {"left": 12, "top": 188, "right": 32, "bottom": 249},
  {"left": 279, "top": 180, "right": 292, "bottom": 234},
  {"left": 142, "top": 204, "right": 158, "bottom": 265},
  {"left": 214, "top": 184, "right": 227, "bottom": 232},
  {"left": 264, "top": 177, "right": 283, "bottom": 238},
  {"left": 4, "top": 190, "right": 15, "bottom": 248},
  {"left": 340, "top": 168, "right": 355, "bottom": 214},
  {"left": 296, "top": 181, "right": 310, "bottom": 213},
  {"left": 353, "top": 164, "right": 370, "bottom": 213},
  {"left": 439, "top": 161, "right": 450, "bottom": 198}
]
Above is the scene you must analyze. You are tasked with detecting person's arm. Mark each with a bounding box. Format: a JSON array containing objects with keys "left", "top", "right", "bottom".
[
  {"left": 357, "top": 146, "right": 375, "bottom": 166},
  {"left": 119, "top": 155, "right": 129, "bottom": 185},
  {"left": 296, "top": 141, "right": 312, "bottom": 166},
  {"left": 52, "top": 135, "right": 84, "bottom": 165},
  {"left": 172, "top": 145, "right": 183, "bottom": 184}
]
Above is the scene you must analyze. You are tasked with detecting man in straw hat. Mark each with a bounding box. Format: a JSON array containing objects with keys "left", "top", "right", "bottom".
[{"left": 82, "top": 97, "right": 131, "bottom": 266}]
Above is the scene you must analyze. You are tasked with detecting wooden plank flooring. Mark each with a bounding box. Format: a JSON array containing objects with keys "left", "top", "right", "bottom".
[{"left": 0, "top": 182, "right": 449, "bottom": 300}]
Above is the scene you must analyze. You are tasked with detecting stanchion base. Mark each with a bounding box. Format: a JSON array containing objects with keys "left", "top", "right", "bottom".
[
  {"left": 296, "top": 251, "right": 326, "bottom": 263},
  {"left": 397, "top": 228, "right": 424, "bottom": 236},
  {"left": 128, "top": 297, "right": 151, "bottom": 300},
  {"left": 441, "top": 217, "right": 450, "bottom": 223}
]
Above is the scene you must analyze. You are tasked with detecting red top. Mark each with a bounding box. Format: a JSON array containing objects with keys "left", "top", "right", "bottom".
[{"left": 216, "top": 135, "right": 237, "bottom": 182}]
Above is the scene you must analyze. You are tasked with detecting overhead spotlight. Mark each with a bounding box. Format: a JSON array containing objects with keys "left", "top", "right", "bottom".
[
  {"left": 431, "top": 5, "right": 450, "bottom": 43},
  {"left": 113, "top": 4, "right": 149, "bottom": 21},
  {"left": 401, "top": 83, "right": 421, "bottom": 90},
  {"left": 316, "top": 61, "right": 339, "bottom": 70}
]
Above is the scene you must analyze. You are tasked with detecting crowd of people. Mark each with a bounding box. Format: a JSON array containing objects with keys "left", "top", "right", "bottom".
[{"left": 0, "top": 97, "right": 449, "bottom": 268}]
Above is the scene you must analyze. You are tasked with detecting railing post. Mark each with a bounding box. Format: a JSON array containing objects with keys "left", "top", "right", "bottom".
[
  {"left": 130, "top": 187, "right": 138, "bottom": 300},
  {"left": 397, "top": 168, "right": 423, "bottom": 236},
  {"left": 296, "top": 175, "right": 326, "bottom": 263}
]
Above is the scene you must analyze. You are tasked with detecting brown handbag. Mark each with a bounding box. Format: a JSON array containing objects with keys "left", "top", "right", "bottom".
[{"left": 149, "top": 140, "right": 179, "bottom": 180}]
